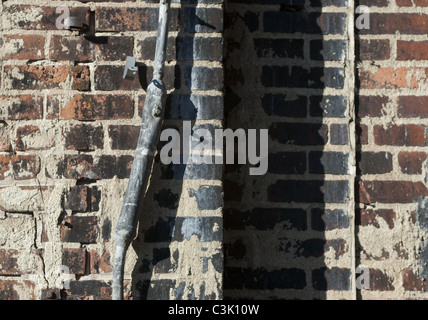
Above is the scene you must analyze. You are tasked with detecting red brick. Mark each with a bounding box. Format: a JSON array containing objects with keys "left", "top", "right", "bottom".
[
  {"left": 71, "top": 66, "right": 90, "bottom": 91},
  {"left": 4, "top": 65, "right": 71, "bottom": 90},
  {"left": 62, "top": 248, "right": 87, "bottom": 276},
  {"left": 358, "top": 180, "right": 428, "bottom": 204},
  {"left": 357, "top": 95, "right": 388, "bottom": 118},
  {"left": 60, "top": 94, "right": 133, "bottom": 120},
  {"left": 0, "top": 155, "right": 40, "bottom": 180},
  {"left": 63, "top": 124, "right": 103, "bottom": 151},
  {"left": 358, "top": 67, "right": 419, "bottom": 90},
  {"left": 398, "top": 96, "right": 428, "bottom": 118},
  {"left": 397, "top": 41, "right": 428, "bottom": 61},
  {"left": 0, "top": 95, "right": 43, "bottom": 120},
  {"left": 398, "top": 151, "right": 428, "bottom": 174},
  {"left": 359, "top": 13, "right": 428, "bottom": 35},
  {"left": 49, "top": 35, "right": 133, "bottom": 62},
  {"left": 357, "top": 209, "right": 396, "bottom": 229},
  {"left": 402, "top": 268, "right": 426, "bottom": 291},
  {"left": 369, "top": 269, "right": 395, "bottom": 291},
  {"left": 2, "top": 35, "right": 45, "bottom": 60},
  {"left": 397, "top": 0, "right": 428, "bottom": 6},
  {"left": 90, "top": 250, "right": 112, "bottom": 274},
  {"left": 0, "top": 280, "right": 35, "bottom": 300},
  {"left": 108, "top": 125, "right": 139, "bottom": 150},
  {"left": 357, "top": 124, "right": 368, "bottom": 145},
  {"left": 16, "top": 125, "right": 55, "bottom": 151},
  {"left": 357, "top": 39, "right": 390, "bottom": 61},
  {"left": 0, "top": 249, "right": 20, "bottom": 275},
  {"left": 95, "top": 7, "right": 178, "bottom": 32},
  {"left": 374, "top": 124, "right": 428, "bottom": 146},
  {"left": 4, "top": 5, "right": 90, "bottom": 30}
]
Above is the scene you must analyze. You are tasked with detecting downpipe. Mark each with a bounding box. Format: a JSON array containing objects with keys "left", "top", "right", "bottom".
[{"left": 112, "top": 0, "right": 171, "bottom": 300}]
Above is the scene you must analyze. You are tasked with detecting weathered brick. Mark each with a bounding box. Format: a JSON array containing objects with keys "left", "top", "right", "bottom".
[
  {"left": 374, "top": 124, "right": 428, "bottom": 146},
  {"left": 64, "top": 186, "right": 89, "bottom": 212},
  {"left": 357, "top": 152, "right": 393, "bottom": 174},
  {"left": 402, "top": 268, "right": 427, "bottom": 291},
  {"left": 309, "top": 151, "right": 349, "bottom": 174},
  {"left": 4, "top": 65, "right": 71, "bottom": 90},
  {"left": 310, "top": 39, "right": 346, "bottom": 61},
  {"left": 0, "top": 249, "right": 20, "bottom": 275},
  {"left": 95, "top": 7, "right": 179, "bottom": 32},
  {"left": 398, "top": 96, "right": 428, "bottom": 118},
  {"left": 357, "top": 39, "right": 390, "bottom": 61},
  {"left": 310, "top": 95, "right": 347, "bottom": 118},
  {"left": 66, "top": 280, "right": 111, "bottom": 300},
  {"left": 358, "top": 67, "right": 419, "bottom": 90},
  {"left": 63, "top": 124, "right": 103, "bottom": 151},
  {"left": 90, "top": 250, "right": 112, "bottom": 274},
  {"left": 4, "top": 5, "right": 90, "bottom": 30},
  {"left": 184, "top": 7, "right": 223, "bottom": 33},
  {"left": 0, "top": 125, "right": 11, "bottom": 151},
  {"left": 357, "top": 124, "right": 368, "bottom": 145},
  {"left": 60, "top": 94, "right": 133, "bottom": 120},
  {"left": 16, "top": 125, "right": 55, "bottom": 151},
  {"left": 0, "top": 155, "right": 40, "bottom": 180},
  {"left": 108, "top": 125, "right": 139, "bottom": 150},
  {"left": 254, "top": 38, "right": 304, "bottom": 59},
  {"left": 62, "top": 248, "right": 87, "bottom": 276},
  {"left": 50, "top": 35, "right": 133, "bottom": 62},
  {"left": 0, "top": 186, "right": 49, "bottom": 212},
  {"left": 357, "top": 209, "right": 396, "bottom": 229},
  {"left": 184, "top": 66, "right": 223, "bottom": 90},
  {"left": 60, "top": 216, "right": 98, "bottom": 243},
  {"left": 0, "top": 95, "right": 43, "bottom": 120},
  {"left": 0, "top": 280, "right": 35, "bottom": 300},
  {"left": 2, "top": 35, "right": 45, "bottom": 60},
  {"left": 71, "top": 66, "right": 90, "bottom": 91},
  {"left": 358, "top": 180, "right": 428, "bottom": 204},
  {"left": 398, "top": 152, "right": 428, "bottom": 174},
  {"left": 368, "top": 269, "right": 395, "bottom": 291}
]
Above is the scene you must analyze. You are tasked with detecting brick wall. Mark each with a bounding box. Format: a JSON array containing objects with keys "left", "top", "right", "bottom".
[
  {"left": 0, "top": 0, "right": 223, "bottom": 300},
  {"left": 1, "top": 0, "right": 428, "bottom": 301}
]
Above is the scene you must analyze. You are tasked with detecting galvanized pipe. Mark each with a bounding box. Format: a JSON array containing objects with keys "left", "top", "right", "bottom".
[{"left": 112, "top": 0, "right": 171, "bottom": 300}]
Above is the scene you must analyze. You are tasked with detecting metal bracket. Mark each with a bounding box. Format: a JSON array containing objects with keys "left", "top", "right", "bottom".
[
  {"left": 64, "top": 17, "right": 88, "bottom": 32},
  {"left": 123, "top": 56, "right": 138, "bottom": 80}
]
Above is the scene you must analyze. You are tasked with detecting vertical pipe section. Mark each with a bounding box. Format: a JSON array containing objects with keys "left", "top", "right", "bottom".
[{"left": 112, "top": 0, "right": 171, "bottom": 300}]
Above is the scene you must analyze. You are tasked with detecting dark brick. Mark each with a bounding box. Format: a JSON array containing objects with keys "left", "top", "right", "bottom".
[
  {"left": 357, "top": 39, "right": 390, "bottom": 61},
  {"left": 262, "top": 94, "right": 307, "bottom": 118},
  {"left": 268, "top": 180, "right": 349, "bottom": 203},
  {"left": 60, "top": 216, "right": 98, "bottom": 243},
  {"left": 264, "top": 12, "right": 346, "bottom": 34},
  {"left": 188, "top": 186, "right": 223, "bottom": 210},
  {"left": 225, "top": 208, "right": 307, "bottom": 231},
  {"left": 268, "top": 152, "right": 306, "bottom": 174},
  {"left": 154, "top": 189, "right": 179, "bottom": 210},
  {"left": 311, "top": 208, "right": 349, "bottom": 231},
  {"left": 89, "top": 250, "right": 112, "bottom": 274},
  {"left": 177, "top": 37, "right": 223, "bottom": 61},
  {"left": 9, "top": 155, "right": 40, "bottom": 180},
  {"left": 310, "top": 39, "right": 346, "bottom": 61},
  {"left": 173, "top": 217, "right": 222, "bottom": 242},
  {"left": 358, "top": 13, "right": 428, "bottom": 35},
  {"left": 270, "top": 123, "right": 328, "bottom": 145},
  {"left": 313, "top": 267, "right": 351, "bottom": 291},
  {"left": 311, "top": 0, "right": 348, "bottom": 6},
  {"left": 67, "top": 280, "right": 111, "bottom": 300},
  {"left": 184, "top": 66, "right": 223, "bottom": 90},
  {"left": 71, "top": 65, "right": 90, "bottom": 91},
  {"left": 402, "top": 268, "right": 427, "bottom": 291},
  {"left": 309, "top": 151, "right": 349, "bottom": 174},
  {"left": 16, "top": 125, "right": 55, "bottom": 151},
  {"left": 330, "top": 123, "right": 348, "bottom": 145},
  {"left": 0, "top": 249, "right": 20, "bottom": 275},
  {"left": 357, "top": 95, "right": 388, "bottom": 118},
  {"left": 138, "top": 36, "right": 176, "bottom": 61},
  {"left": 398, "top": 96, "right": 428, "bottom": 118},
  {"left": 134, "top": 279, "right": 175, "bottom": 300},
  {"left": 62, "top": 248, "right": 87, "bottom": 276},
  {"left": 310, "top": 95, "right": 347, "bottom": 117},
  {"left": 0, "top": 280, "right": 35, "bottom": 300},
  {"left": 374, "top": 124, "right": 428, "bottom": 146},
  {"left": 2, "top": 35, "right": 45, "bottom": 60},
  {"left": 64, "top": 124, "right": 104, "bottom": 151},
  {"left": 254, "top": 38, "right": 304, "bottom": 59},
  {"left": 224, "top": 267, "right": 306, "bottom": 290},
  {"left": 167, "top": 94, "right": 223, "bottom": 120},
  {"left": 357, "top": 152, "right": 393, "bottom": 174},
  {"left": 262, "top": 66, "right": 344, "bottom": 89},
  {"left": 144, "top": 217, "right": 176, "bottom": 242},
  {"left": 369, "top": 269, "right": 395, "bottom": 291},
  {"left": 108, "top": 125, "right": 139, "bottom": 150},
  {"left": 184, "top": 7, "right": 223, "bottom": 33},
  {"left": 64, "top": 186, "right": 89, "bottom": 212}
]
